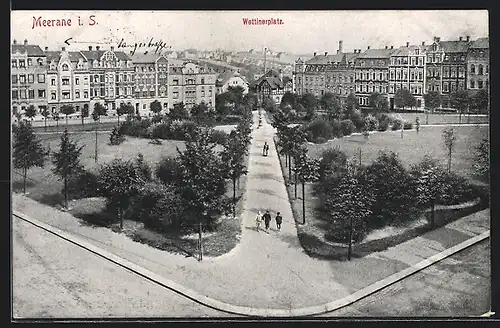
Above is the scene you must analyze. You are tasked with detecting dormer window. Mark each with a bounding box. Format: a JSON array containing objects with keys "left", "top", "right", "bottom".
[{"left": 62, "top": 63, "right": 69, "bottom": 71}]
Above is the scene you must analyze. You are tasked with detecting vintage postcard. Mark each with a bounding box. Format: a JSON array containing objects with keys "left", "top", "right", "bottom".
[{"left": 11, "top": 10, "right": 491, "bottom": 320}]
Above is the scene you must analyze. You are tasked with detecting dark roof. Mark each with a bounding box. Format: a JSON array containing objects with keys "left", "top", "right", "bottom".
[
  {"left": 356, "top": 48, "right": 395, "bottom": 59},
  {"left": 45, "top": 51, "right": 87, "bottom": 63},
  {"left": 11, "top": 44, "right": 45, "bottom": 56},
  {"left": 131, "top": 53, "right": 165, "bottom": 64},
  {"left": 282, "top": 76, "right": 292, "bottom": 84},
  {"left": 438, "top": 41, "right": 470, "bottom": 53},
  {"left": 470, "top": 37, "right": 489, "bottom": 49},
  {"left": 391, "top": 45, "right": 425, "bottom": 56},
  {"left": 80, "top": 50, "right": 131, "bottom": 61}
]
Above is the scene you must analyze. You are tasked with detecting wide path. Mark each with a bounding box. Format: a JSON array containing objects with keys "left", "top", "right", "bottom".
[{"left": 12, "top": 217, "right": 230, "bottom": 319}]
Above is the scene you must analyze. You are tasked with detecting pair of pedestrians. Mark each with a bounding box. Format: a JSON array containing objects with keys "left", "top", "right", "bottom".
[
  {"left": 262, "top": 142, "right": 270, "bottom": 156},
  {"left": 255, "top": 210, "right": 282, "bottom": 232}
]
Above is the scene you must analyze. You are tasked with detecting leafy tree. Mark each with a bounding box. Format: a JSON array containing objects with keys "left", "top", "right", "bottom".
[
  {"left": 93, "top": 102, "right": 107, "bottom": 122},
  {"left": 450, "top": 90, "right": 470, "bottom": 124},
  {"left": 134, "top": 153, "right": 152, "bottom": 182},
  {"left": 60, "top": 104, "right": 75, "bottom": 125},
  {"left": 227, "top": 85, "right": 245, "bottom": 106},
  {"left": 368, "top": 92, "right": 388, "bottom": 111},
  {"left": 472, "top": 89, "right": 489, "bottom": 114},
  {"left": 91, "top": 105, "right": 103, "bottom": 163},
  {"left": 191, "top": 102, "right": 212, "bottom": 124},
  {"left": 155, "top": 156, "right": 182, "bottom": 186},
  {"left": 150, "top": 100, "right": 163, "bottom": 118},
  {"left": 299, "top": 93, "right": 318, "bottom": 113},
  {"left": 320, "top": 92, "right": 343, "bottom": 121},
  {"left": 51, "top": 129, "right": 84, "bottom": 209},
  {"left": 81, "top": 105, "right": 90, "bottom": 129},
  {"left": 221, "top": 131, "right": 248, "bottom": 217},
  {"left": 325, "top": 160, "right": 373, "bottom": 260},
  {"left": 176, "top": 127, "right": 231, "bottom": 261},
  {"left": 394, "top": 88, "right": 417, "bottom": 110},
  {"left": 117, "top": 103, "right": 134, "bottom": 124},
  {"left": 242, "top": 91, "right": 258, "bottom": 111},
  {"left": 109, "top": 126, "right": 125, "bottom": 145},
  {"left": 41, "top": 107, "right": 50, "bottom": 132},
  {"left": 473, "top": 138, "right": 489, "bottom": 182},
  {"left": 271, "top": 108, "right": 291, "bottom": 129},
  {"left": 98, "top": 158, "right": 147, "bottom": 229},
  {"left": 423, "top": 91, "right": 442, "bottom": 113},
  {"left": 262, "top": 96, "right": 275, "bottom": 113},
  {"left": 280, "top": 92, "right": 299, "bottom": 110},
  {"left": 13, "top": 121, "right": 48, "bottom": 193},
  {"left": 52, "top": 112, "right": 61, "bottom": 133},
  {"left": 345, "top": 92, "right": 359, "bottom": 117},
  {"left": 442, "top": 128, "right": 457, "bottom": 173},
  {"left": 317, "top": 147, "right": 348, "bottom": 182},
  {"left": 169, "top": 102, "right": 190, "bottom": 121},
  {"left": 25, "top": 105, "right": 37, "bottom": 121},
  {"left": 215, "top": 93, "right": 231, "bottom": 117},
  {"left": 293, "top": 146, "right": 320, "bottom": 224}
]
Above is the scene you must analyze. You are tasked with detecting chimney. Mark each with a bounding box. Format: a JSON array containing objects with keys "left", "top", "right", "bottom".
[
  {"left": 406, "top": 42, "right": 410, "bottom": 47},
  {"left": 24, "top": 39, "right": 28, "bottom": 45},
  {"left": 89, "top": 46, "right": 92, "bottom": 51},
  {"left": 391, "top": 46, "right": 394, "bottom": 49},
  {"left": 62, "top": 47, "right": 66, "bottom": 51},
  {"left": 111, "top": 46, "right": 114, "bottom": 51},
  {"left": 313, "top": 52, "right": 317, "bottom": 57},
  {"left": 466, "top": 35, "right": 470, "bottom": 42},
  {"left": 324, "top": 51, "right": 328, "bottom": 56},
  {"left": 422, "top": 41, "right": 425, "bottom": 46},
  {"left": 44, "top": 46, "right": 48, "bottom": 51},
  {"left": 434, "top": 36, "right": 441, "bottom": 43},
  {"left": 459, "top": 36, "right": 463, "bottom": 41},
  {"left": 13, "top": 39, "right": 17, "bottom": 45},
  {"left": 96, "top": 46, "right": 100, "bottom": 51},
  {"left": 338, "top": 40, "right": 343, "bottom": 54},
  {"left": 385, "top": 45, "right": 388, "bottom": 49},
  {"left": 367, "top": 46, "right": 371, "bottom": 50}
]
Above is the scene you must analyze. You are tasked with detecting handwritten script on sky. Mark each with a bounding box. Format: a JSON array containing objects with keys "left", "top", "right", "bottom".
[{"left": 117, "top": 38, "right": 170, "bottom": 56}]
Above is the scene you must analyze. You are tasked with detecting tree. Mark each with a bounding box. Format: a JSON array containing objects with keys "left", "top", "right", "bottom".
[
  {"left": 472, "top": 89, "right": 489, "bottom": 114},
  {"left": 13, "top": 121, "right": 48, "bottom": 194},
  {"left": 320, "top": 92, "right": 343, "bottom": 121},
  {"left": 280, "top": 92, "right": 299, "bottom": 110},
  {"left": 394, "top": 88, "right": 417, "bottom": 110},
  {"left": 227, "top": 85, "right": 245, "bottom": 106},
  {"left": 25, "top": 105, "right": 37, "bottom": 121},
  {"left": 176, "top": 127, "right": 231, "bottom": 261},
  {"left": 150, "top": 100, "right": 163, "bottom": 118},
  {"left": 442, "top": 128, "right": 457, "bottom": 173},
  {"left": 98, "top": 158, "right": 147, "bottom": 229},
  {"left": 293, "top": 146, "right": 320, "bottom": 224},
  {"left": 60, "top": 104, "right": 75, "bottom": 125},
  {"left": 450, "top": 90, "right": 470, "bottom": 124},
  {"left": 473, "top": 138, "right": 489, "bottom": 182},
  {"left": 423, "top": 91, "right": 442, "bottom": 124},
  {"left": 326, "top": 160, "right": 373, "bottom": 260},
  {"left": 41, "top": 107, "right": 50, "bottom": 132},
  {"left": 242, "top": 91, "right": 258, "bottom": 111},
  {"left": 91, "top": 103, "right": 106, "bottom": 163},
  {"left": 81, "top": 105, "right": 90, "bottom": 129},
  {"left": 52, "top": 112, "right": 61, "bottom": 133},
  {"left": 117, "top": 103, "right": 133, "bottom": 124},
  {"left": 215, "top": 93, "right": 231, "bottom": 117},
  {"left": 169, "top": 102, "right": 190, "bottom": 121},
  {"left": 109, "top": 126, "right": 125, "bottom": 145},
  {"left": 51, "top": 129, "right": 84, "bottom": 209},
  {"left": 345, "top": 92, "right": 359, "bottom": 117},
  {"left": 299, "top": 93, "right": 318, "bottom": 113},
  {"left": 262, "top": 96, "right": 275, "bottom": 113},
  {"left": 221, "top": 131, "right": 248, "bottom": 217},
  {"left": 191, "top": 102, "right": 211, "bottom": 124},
  {"left": 368, "top": 92, "right": 388, "bottom": 111}
]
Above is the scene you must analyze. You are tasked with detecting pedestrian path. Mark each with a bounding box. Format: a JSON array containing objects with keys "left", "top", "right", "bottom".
[{"left": 12, "top": 109, "right": 491, "bottom": 316}]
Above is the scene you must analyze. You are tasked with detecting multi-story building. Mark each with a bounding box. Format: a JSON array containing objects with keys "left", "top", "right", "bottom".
[
  {"left": 45, "top": 47, "right": 91, "bottom": 114},
  {"left": 131, "top": 53, "right": 169, "bottom": 115},
  {"left": 168, "top": 62, "right": 217, "bottom": 110},
  {"left": 216, "top": 71, "right": 249, "bottom": 95},
  {"left": 80, "top": 46, "right": 135, "bottom": 112},
  {"left": 354, "top": 46, "right": 395, "bottom": 107},
  {"left": 255, "top": 69, "right": 292, "bottom": 104},
  {"left": 437, "top": 36, "right": 471, "bottom": 108},
  {"left": 466, "top": 37, "right": 489, "bottom": 95},
  {"left": 388, "top": 42, "right": 427, "bottom": 110},
  {"left": 425, "top": 37, "right": 445, "bottom": 97},
  {"left": 11, "top": 39, "right": 48, "bottom": 115}
]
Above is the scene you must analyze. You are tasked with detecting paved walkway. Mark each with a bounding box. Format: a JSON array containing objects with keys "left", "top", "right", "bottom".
[{"left": 12, "top": 110, "right": 491, "bottom": 316}]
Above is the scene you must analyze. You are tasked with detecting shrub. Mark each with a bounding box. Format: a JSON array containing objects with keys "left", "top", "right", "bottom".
[
  {"left": 318, "top": 148, "right": 348, "bottom": 182},
  {"left": 217, "top": 115, "right": 241, "bottom": 125},
  {"left": 67, "top": 169, "right": 100, "bottom": 199},
  {"left": 330, "top": 119, "right": 343, "bottom": 138},
  {"left": 109, "top": 126, "right": 125, "bottom": 145},
  {"left": 340, "top": 119, "right": 356, "bottom": 136},
  {"left": 119, "top": 118, "right": 152, "bottom": 137},
  {"left": 134, "top": 153, "right": 152, "bottom": 182},
  {"left": 403, "top": 121, "right": 413, "bottom": 130},
  {"left": 378, "top": 118, "right": 390, "bottom": 131},
  {"left": 155, "top": 156, "right": 182, "bottom": 186},
  {"left": 150, "top": 122, "right": 172, "bottom": 140},
  {"left": 439, "top": 172, "right": 477, "bottom": 205},
  {"left": 210, "top": 130, "right": 229, "bottom": 145},
  {"left": 349, "top": 112, "right": 365, "bottom": 132},
  {"left": 324, "top": 218, "right": 368, "bottom": 243},
  {"left": 304, "top": 119, "right": 333, "bottom": 142},
  {"left": 364, "top": 115, "right": 379, "bottom": 131},
  {"left": 391, "top": 119, "right": 403, "bottom": 131},
  {"left": 151, "top": 115, "right": 163, "bottom": 124}
]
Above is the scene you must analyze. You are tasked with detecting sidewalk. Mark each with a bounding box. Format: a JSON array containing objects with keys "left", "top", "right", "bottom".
[{"left": 12, "top": 110, "right": 490, "bottom": 315}]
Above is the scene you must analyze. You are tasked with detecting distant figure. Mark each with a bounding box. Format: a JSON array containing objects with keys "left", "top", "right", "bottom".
[
  {"left": 275, "top": 212, "right": 283, "bottom": 231},
  {"left": 263, "top": 142, "right": 269, "bottom": 156},
  {"left": 415, "top": 117, "right": 420, "bottom": 134},
  {"left": 263, "top": 210, "right": 272, "bottom": 231},
  {"left": 255, "top": 211, "right": 262, "bottom": 231}
]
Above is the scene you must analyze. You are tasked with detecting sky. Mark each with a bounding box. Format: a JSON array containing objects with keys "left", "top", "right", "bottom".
[{"left": 11, "top": 10, "right": 489, "bottom": 55}]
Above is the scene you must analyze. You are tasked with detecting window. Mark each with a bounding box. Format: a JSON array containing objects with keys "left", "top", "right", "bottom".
[
  {"left": 37, "top": 58, "right": 43, "bottom": 66},
  {"left": 27, "top": 58, "right": 33, "bottom": 66},
  {"left": 443, "top": 67, "right": 449, "bottom": 77},
  {"left": 27, "top": 89, "right": 34, "bottom": 99},
  {"left": 62, "top": 78, "right": 69, "bottom": 85},
  {"left": 38, "top": 90, "right": 46, "bottom": 98},
  {"left": 12, "top": 75, "right": 18, "bottom": 84},
  {"left": 173, "top": 92, "right": 179, "bottom": 99},
  {"left": 486, "top": 65, "right": 489, "bottom": 74},
  {"left": 478, "top": 80, "right": 483, "bottom": 89},
  {"left": 444, "top": 55, "right": 449, "bottom": 61},
  {"left": 201, "top": 78, "right": 205, "bottom": 84},
  {"left": 478, "top": 65, "right": 484, "bottom": 75},
  {"left": 20, "top": 75, "right": 26, "bottom": 83},
  {"left": 12, "top": 90, "right": 18, "bottom": 99},
  {"left": 100, "top": 87, "right": 105, "bottom": 96},
  {"left": 450, "top": 82, "right": 457, "bottom": 92},
  {"left": 62, "top": 91, "right": 70, "bottom": 99},
  {"left": 450, "top": 67, "right": 456, "bottom": 78},
  {"left": 458, "top": 81, "right": 464, "bottom": 90},
  {"left": 470, "top": 80, "right": 476, "bottom": 88},
  {"left": 75, "top": 78, "right": 80, "bottom": 85},
  {"left": 173, "top": 79, "right": 179, "bottom": 85},
  {"left": 11, "top": 60, "right": 17, "bottom": 68},
  {"left": 28, "top": 74, "right": 34, "bottom": 83},
  {"left": 443, "top": 82, "right": 449, "bottom": 92},
  {"left": 100, "top": 75, "right": 105, "bottom": 83},
  {"left": 19, "top": 60, "right": 26, "bottom": 68},
  {"left": 37, "top": 74, "right": 45, "bottom": 83},
  {"left": 470, "top": 64, "right": 475, "bottom": 74},
  {"left": 84, "top": 91, "right": 88, "bottom": 98},
  {"left": 51, "top": 92, "right": 56, "bottom": 100},
  {"left": 51, "top": 78, "right": 56, "bottom": 86},
  {"left": 84, "top": 77, "right": 89, "bottom": 85},
  {"left": 75, "top": 91, "right": 80, "bottom": 98},
  {"left": 62, "top": 64, "right": 69, "bottom": 71}
]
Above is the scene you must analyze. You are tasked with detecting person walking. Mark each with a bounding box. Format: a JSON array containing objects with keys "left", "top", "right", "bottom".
[
  {"left": 255, "top": 211, "right": 262, "bottom": 232},
  {"left": 264, "top": 143, "right": 269, "bottom": 156},
  {"left": 275, "top": 212, "right": 283, "bottom": 231},
  {"left": 263, "top": 210, "right": 272, "bottom": 231},
  {"left": 263, "top": 142, "right": 268, "bottom": 156}
]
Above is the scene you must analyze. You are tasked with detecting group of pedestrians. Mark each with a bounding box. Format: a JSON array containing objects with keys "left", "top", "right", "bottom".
[{"left": 255, "top": 210, "right": 282, "bottom": 233}]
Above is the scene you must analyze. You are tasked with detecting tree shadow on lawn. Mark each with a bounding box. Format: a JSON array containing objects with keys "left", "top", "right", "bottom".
[{"left": 11, "top": 180, "right": 36, "bottom": 192}]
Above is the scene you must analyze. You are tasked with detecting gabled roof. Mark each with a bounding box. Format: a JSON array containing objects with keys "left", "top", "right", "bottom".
[
  {"left": 470, "top": 37, "right": 489, "bottom": 49},
  {"left": 218, "top": 71, "right": 248, "bottom": 85},
  {"left": 45, "top": 51, "right": 87, "bottom": 63},
  {"left": 131, "top": 53, "right": 165, "bottom": 64},
  {"left": 11, "top": 44, "right": 45, "bottom": 56},
  {"left": 390, "top": 45, "right": 424, "bottom": 56},
  {"left": 356, "top": 48, "right": 395, "bottom": 59},
  {"left": 438, "top": 41, "right": 470, "bottom": 53},
  {"left": 79, "top": 50, "right": 131, "bottom": 62}
]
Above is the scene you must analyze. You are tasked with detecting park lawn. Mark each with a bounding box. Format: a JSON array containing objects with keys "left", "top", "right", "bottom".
[
  {"left": 278, "top": 125, "right": 489, "bottom": 259},
  {"left": 391, "top": 112, "right": 489, "bottom": 125}
]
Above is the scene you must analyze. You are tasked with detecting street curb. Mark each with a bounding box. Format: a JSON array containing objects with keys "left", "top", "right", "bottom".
[{"left": 13, "top": 210, "right": 489, "bottom": 317}]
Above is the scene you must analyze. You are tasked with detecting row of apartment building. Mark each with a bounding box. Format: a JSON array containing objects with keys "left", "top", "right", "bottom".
[
  {"left": 11, "top": 39, "right": 218, "bottom": 116},
  {"left": 293, "top": 36, "right": 489, "bottom": 110}
]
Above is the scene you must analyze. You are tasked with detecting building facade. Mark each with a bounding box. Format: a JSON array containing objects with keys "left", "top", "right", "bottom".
[
  {"left": 466, "top": 37, "right": 489, "bottom": 95},
  {"left": 425, "top": 37, "right": 445, "bottom": 97},
  {"left": 45, "top": 47, "right": 91, "bottom": 114},
  {"left": 11, "top": 39, "right": 48, "bottom": 115},
  {"left": 131, "top": 53, "right": 169, "bottom": 115},
  {"left": 354, "top": 46, "right": 395, "bottom": 107},
  {"left": 80, "top": 46, "right": 136, "bottom": 112},
  {"left": 168, "top": 62, "right": 217, "bottom": 110},
  {"left": 216, "top": 72, "right": 249, "bottom": 95},
  {"left": 255, "top": 69, "right": 292, "bottom": 104},
  {"left": 388, "top": 42, "right": 427, "bottom": 110}
]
